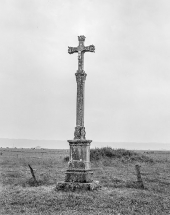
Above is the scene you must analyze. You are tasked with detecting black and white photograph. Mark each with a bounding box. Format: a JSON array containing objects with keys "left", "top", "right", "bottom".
[{"left": 0, "top": 0, "right": 170, "bottom": 214}]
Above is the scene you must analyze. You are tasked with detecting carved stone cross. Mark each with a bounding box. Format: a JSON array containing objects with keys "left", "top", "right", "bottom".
[
  {"left": 68, "top": 36, "right": 95, "bottom": 140},
  {"left": 68, "top": 35, "right": 95, "bottom": 72}
]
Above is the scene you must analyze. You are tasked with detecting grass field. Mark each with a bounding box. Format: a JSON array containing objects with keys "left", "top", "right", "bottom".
[{"left": 0, "top": 147, "right": 170, "bottom": 215}]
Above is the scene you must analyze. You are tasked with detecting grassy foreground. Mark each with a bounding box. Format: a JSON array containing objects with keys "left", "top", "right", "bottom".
[{"left": 0, "top": 147, "right": 170, "bottom": 214}]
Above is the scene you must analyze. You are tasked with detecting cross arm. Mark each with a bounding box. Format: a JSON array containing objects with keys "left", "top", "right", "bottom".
[
  {"left": 83, "top": 45, "right": 95, "bottom": 53},
  {"left": 68, "top": 46, "right": 78, "bottom": 54}
]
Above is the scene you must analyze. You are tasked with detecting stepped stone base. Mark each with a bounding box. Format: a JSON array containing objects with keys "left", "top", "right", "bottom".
[{"left": 56, "top": 181, "right": 101, "bottom": 191}]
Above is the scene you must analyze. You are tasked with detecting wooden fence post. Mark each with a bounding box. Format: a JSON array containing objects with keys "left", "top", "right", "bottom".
[
  {"left": 28, "top": 164, "right": 38, "bottom": 186},
  {"left": 135, "top": 164, "right": 144, "bottom": 189}
]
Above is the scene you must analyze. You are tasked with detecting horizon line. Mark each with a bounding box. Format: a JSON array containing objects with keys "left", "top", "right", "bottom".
[{"left": 0, "top": 137, "right": 169, "bottom": 144}]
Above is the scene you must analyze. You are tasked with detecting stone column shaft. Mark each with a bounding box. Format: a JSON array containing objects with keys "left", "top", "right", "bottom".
[{"left": 76, "top": 72, "right": 86, "bottom": 127}]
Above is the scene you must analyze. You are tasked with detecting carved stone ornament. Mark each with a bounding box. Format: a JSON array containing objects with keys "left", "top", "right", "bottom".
[
  {"left": 84, "top": 45, "right": 95, "bottom": 52},
  {"left": 75, "top": 72, "right": 86, "bottom": 83},
  {"left": 68, "top": 36, "right": 95, "bottom": 72},
  {"left": 78, "top": 35, "right": 86, "bottom": 41},
  {"left": 74, "top": 126, "right": 86, "bottom": 140},
  {"left": 80, "top": 127, "right": 86, "bottom": 140},
  {"left": 68, "top": 46, "right": 78, "bottom": 54},
  {"left": 74, "top": 126, "right": 81, "bottom": 139}
]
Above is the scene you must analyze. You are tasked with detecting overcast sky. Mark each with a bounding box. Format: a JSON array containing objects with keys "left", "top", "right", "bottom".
[{"left": 0, "top": 0, "right": 170, "bottom": 149}]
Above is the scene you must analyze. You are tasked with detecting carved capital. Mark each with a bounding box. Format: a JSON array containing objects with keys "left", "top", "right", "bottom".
[
  {"left": 75, "top": 72, "right": 86, "bottom": 84},
  {"left": 74, "top": 126, "right": 86, "bottom": 140}
]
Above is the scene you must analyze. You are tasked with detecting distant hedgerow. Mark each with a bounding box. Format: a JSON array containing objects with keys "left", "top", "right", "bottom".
[{"left": 90, "top": 147, "right": 153, "bottom": 163}]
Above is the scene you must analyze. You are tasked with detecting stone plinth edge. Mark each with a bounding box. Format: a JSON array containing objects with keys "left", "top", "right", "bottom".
[
  {"left": 67, "top": 139, "right": 92, "bottom": 145},
  {"left": 56, "top": 181, "right": 101, "bottom": 191}
]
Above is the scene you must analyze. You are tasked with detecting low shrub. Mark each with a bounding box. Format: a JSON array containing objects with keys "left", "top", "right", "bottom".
[
  {"left": 63, "top": 156, "right": 69, "bottom": 162},
  {"left": 90, "top": 147, "right": 153, "bottom": 163}
]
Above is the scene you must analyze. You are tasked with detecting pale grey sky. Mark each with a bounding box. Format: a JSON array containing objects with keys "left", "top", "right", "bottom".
[{"left": 0, "top": 0, "right": 170, "bottom": 148}]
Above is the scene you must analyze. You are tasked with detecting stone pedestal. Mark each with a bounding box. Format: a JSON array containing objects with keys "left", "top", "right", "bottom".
[
  {"left": 56, "top": 139, "right": 100, "bottom": 191},
  {"left": 66, "top": 139, "right": 93, "bottom": 183}
]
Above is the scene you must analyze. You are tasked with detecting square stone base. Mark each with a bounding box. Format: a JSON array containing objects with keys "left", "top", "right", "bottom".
[
  {"left": 65, "top": 170, "right": 93, "bottom": 183},
  {"left": 56, "top": 181, "right": 101, "bottom": 191}
]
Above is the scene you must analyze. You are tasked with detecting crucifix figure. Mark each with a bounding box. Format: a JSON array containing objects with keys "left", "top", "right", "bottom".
[{"left": 68, "top": 35, "right": 95, "bottom": 72}]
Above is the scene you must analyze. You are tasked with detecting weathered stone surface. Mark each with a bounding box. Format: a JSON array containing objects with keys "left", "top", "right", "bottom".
[
  {"left": 68, "top": 140, "right": 92, "bottom": 167},
  {"left": 74, "top": 126, "right": 86, "bottom": 140},
  {"left": 56, "top": 36, "right": 100, "bottom": 191},
  {"left": 56, "top": 181, "right": 101, "bottom": 191},
  {"left": 68, "top": 35, "right": 95, "bottom": 72},
  {"left": 65, "top": 139, "right": 93, "bottom": 183},
  {"left": 65, "top": 170, "right": 93, "bottom": 183},
  {"left": 68, "top": 139, "right": 92, "bottom": 144},
  {"left": 68, "top": 160, "right": 86, "bottom": 170}
]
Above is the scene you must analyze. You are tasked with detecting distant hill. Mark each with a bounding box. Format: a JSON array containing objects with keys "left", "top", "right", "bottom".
[
  {"left": 0, "top": 138, "right": 169, "bottom": 150},
  {"left": 0, "top": 138, "right": 67, "bottom": 149}
]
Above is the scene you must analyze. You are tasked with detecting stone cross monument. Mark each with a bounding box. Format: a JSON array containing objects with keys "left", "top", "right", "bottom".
[
  {"left": 56, "top": 36, "right": 100, "bottom": 191},
  {"left": 68, "top": 35, "right": 95, "bottom": 141}
]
